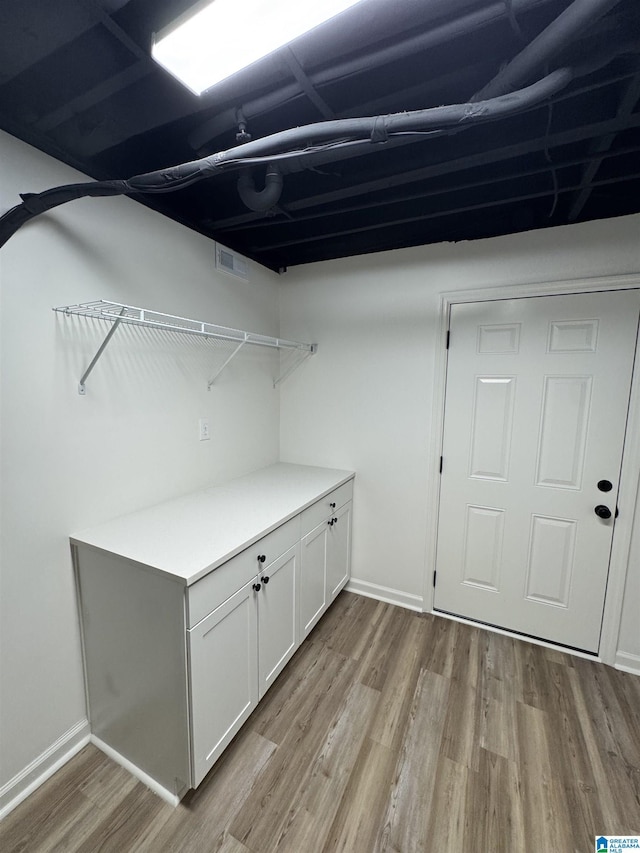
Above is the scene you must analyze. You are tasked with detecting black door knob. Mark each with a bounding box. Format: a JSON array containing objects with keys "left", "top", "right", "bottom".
[
  {"left": 597, "top": 480, "right": 613, "bottom": 492},
  {"left": 328, "top": 519, "right": 334, "bottom": 526},
  {"left": 594, "top": 505, "right": 612, "bottom": 519},
  {"left": 257, "top": 554, "right": 266, "bottom": 563},
  {"left": 253, "top": 583, "right": 261, "bottom": 592},
  {"left": 261, "top": 575, "right": 270, "bottom": 584},
  {"left": 330, "top": 502, "right": 336, "bottom": 509}
]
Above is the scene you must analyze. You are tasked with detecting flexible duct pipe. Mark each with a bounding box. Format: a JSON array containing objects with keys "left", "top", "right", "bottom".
[
  {"left": 237, "top": 165, "right": 284, "bottom": 212},
  {"left": 0, "top": 70, "right": 572, "bottom": 247},
  {"left": 472, "top": 0, "right": 624, "bottom": 99}
]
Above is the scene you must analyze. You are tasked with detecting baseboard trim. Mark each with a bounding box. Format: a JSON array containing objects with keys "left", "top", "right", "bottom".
[
  {"left": 615, "top": 651, "right": 640, "bottom": 676},
  {"left": 345, "top": 578, "right": 423, "bottom": 612},
  {"left": 0, "top": 719, "right": 90, "bottom": 821},
  {"left": 90, "top": 735, "right": 184, "bottom": 807}
]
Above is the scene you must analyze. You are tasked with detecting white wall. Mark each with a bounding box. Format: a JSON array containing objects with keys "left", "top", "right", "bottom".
[
  {"left": 279, "top": 215, "right": 640, "bottom": 653},
  {"left": 0, "top": 131, "right": 281, "bottom": 795}
]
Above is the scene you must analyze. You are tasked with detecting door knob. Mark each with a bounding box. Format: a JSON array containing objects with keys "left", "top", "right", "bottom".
[
  {"left": 594, "top": 505, "right": 612, "bottom": 519},
  {"left": 257, "top": 554, "right": 266, "bottom": 563},
  {"left": 597, "top": 480, "right": 613, "bottom": 492},
  {"left": 261, "top": 575, "right": 270, "bottom": 584},
  {"left": 253, "top": 583, "right": 261, "bottom": 592}
]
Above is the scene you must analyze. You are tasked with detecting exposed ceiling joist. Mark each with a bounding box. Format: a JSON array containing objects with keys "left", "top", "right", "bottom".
[
  {"left": 0, "top": 0, "right": 638, "bottom": 267},
  {"left": 567, "top": 70, "right": 640, "bottom": 219}
]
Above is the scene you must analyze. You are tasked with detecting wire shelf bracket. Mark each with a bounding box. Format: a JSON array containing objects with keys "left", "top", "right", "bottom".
[{"left": 54, "top": 300, "right": 317, "bottom": 394}]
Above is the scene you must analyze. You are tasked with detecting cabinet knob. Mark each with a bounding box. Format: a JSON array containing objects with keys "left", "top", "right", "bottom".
[
  {"left": 261, "top": 575, "right": 270, "bottom": 584},
  {"left": 257, "top": 554, "right": 266, "bottom": 563},
  {"left": 330, "top": 502, "right": 336, "bottom": 509},
  {"left": 253, "top": 583, "right": 262, "bottom": 592},
  {"left": 328, "top": 517, "right": 338, "bottom": 526}
]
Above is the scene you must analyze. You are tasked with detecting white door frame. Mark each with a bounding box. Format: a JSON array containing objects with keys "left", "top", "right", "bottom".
[{"left": 422, "top": 273, "right": 640, "bottom": 665}]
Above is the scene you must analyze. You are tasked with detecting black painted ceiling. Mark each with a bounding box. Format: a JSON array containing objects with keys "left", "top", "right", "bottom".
[{"left": 1, "top": 0, "right": 639, "bottom": 270}]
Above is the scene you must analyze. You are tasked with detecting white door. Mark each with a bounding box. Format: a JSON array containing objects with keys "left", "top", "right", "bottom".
[
  {"left": 434, "top": 290, "right": 640, "bottom": 653},
  {"left": 257, "top": 544, "right": 299, "bottom": 697}
]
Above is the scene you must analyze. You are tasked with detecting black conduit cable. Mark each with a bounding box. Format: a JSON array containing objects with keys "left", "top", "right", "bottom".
[{"left": 0, "top": 71, "right": 576, "bottom": 248}]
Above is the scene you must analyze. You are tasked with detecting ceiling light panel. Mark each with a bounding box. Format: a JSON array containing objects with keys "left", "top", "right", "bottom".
[{"left": 152, "top": 0, "right": 366, "bottom": 95}]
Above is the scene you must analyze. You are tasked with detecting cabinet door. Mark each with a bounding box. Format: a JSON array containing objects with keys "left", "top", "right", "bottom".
[
  {"left": 257, "top": 544, "right": 299, "bottom": 698},
  {"left": 188, "top": 578, "right": 258, "bottom": 787},
  {"left": 327, "top": 500, "right": 352, "bottom": 602},
  {"left": 300, "top": 521, "right": 328, "bottom": 639}
]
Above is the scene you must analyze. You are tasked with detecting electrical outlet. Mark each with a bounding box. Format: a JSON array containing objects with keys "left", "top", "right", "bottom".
[{"left": 198, "top": 418, "right": 210, "bottom": 441}]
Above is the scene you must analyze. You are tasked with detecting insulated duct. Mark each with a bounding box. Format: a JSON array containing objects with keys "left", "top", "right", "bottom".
[{"left": 472, "top": 0, "right": 626, "bottom": 99}]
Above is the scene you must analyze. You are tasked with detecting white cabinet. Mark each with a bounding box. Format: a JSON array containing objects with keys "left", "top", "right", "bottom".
[
  {"left": 188, "top": 537, "right": 300, "bottom": 787},
  {"left": 300, "top": 522, "right": 328, "bottom": 638},
  {"left": 299, "top": 481, "right": 353, "bottom": 639},
  {"left": 327, "top": 500, "right": 352, "bottom": 602},
  {"left": 256, "top": 544, "right": 299, "bottom": 696},
  {"left": 72, "top": 463, "right": 354, "bottom": 803},
  {"left": 189, "top": 578, "right": 258, "bottom": 787}
]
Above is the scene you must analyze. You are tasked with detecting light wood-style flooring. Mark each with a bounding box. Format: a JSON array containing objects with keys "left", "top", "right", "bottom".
[{"left": 2, "top": 592, "right": 639, "bottom": 852}]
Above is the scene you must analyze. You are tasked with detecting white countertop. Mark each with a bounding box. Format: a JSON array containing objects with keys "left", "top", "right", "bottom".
[{"left": 71, "top": 463, "right": 354, "bottom": 585}]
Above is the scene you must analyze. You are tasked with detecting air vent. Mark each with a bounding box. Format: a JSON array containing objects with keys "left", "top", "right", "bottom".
[{"left": 215, "top": 244, "right": 249, "bottom": 280}]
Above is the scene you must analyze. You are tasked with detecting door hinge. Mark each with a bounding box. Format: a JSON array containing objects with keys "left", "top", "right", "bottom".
[
  {"left": 433, "top": 570, "right": 437, "bottom": 587},
  {"left": 439, "top": 456, "right": 443, "bottom": 474},
  {"left": 446, "top": 330, "right": 450, "bottom": 349}
]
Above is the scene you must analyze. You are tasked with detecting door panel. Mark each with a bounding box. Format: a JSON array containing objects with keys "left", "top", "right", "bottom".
[
  {"left": 300, "top": 522, "right": 327, "bottom": 639},
  {"left": 327, "top": 500, "right": 352, "bottom": 601},
  {"left": 435, "top": 290, "right": 640, "bottom": 653},
  {"left": 258, "top": 544, "right": 299, "bottom": 697},
  {"left": 189, "top": 579, "right": 258, "bottom": 787}
]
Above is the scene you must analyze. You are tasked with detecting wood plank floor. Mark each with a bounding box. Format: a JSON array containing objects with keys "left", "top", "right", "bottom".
[{"left": 2, "top": 592, "right": 639, "bottom": 852}]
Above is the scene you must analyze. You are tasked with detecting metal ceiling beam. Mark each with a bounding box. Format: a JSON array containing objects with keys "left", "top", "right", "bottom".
[
  {"left": 36, "top": 61, "right": 150, "bottom": 132},
  {"left": 221, "top": 143, "right": 640, "bottom": 235},
  {"left": 27, "top": 0, "right": 159, "bottom": 134},
  {"left": 280, "top": 47, "right": 335, "bottom": 120},
  {"left": 0, "top": 0, "right": 130, "bottom": 84},
  {"left": 208, "top": 107, "right": 640, "bottom": 231},
  {"left": 250, "top": 170, "right": 640, "bottom": 252},
  {"left": 567, "top": 71, "right": 640, "bottom": 220}
]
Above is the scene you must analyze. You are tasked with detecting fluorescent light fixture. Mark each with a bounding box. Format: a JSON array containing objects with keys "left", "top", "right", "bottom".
[{"left": 152, "top": 0, "right": 366, "bottom": 95}]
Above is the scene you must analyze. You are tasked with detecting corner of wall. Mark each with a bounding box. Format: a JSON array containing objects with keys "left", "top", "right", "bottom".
[{"left": 0, "top": 719, "right": 90, "bottom": 821}]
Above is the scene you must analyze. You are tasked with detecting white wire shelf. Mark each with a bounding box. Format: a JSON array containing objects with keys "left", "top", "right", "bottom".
[{"left": 54, "top": 300, "right": 317, "bottom": 394}]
